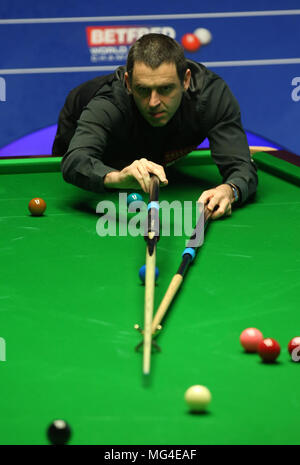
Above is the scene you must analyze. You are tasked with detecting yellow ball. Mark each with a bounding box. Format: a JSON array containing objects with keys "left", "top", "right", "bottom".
[{"left": 184, "top": 385, "right": 212, "bottom": 412}]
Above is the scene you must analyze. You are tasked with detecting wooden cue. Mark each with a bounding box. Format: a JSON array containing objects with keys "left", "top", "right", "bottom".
[
  {"left": 143, "top": 175, "right": 160, "bottom": 375},
  {"left": 151, "top": 206, "right": 212, "bottom": 334},
  {"left": 249, "top": 146, "right": 277, "bottom": 155},
  {"left": 143, "top": 244, "right": 157, "bottom": 374}
]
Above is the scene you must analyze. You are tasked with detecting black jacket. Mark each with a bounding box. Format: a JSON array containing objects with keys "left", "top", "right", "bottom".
[{"left": 54, "top": 60, "right": 257, "bottom": 202}]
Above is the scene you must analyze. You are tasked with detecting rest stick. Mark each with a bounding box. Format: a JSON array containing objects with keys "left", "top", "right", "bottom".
[
  {"left": 143, "top": 175, "right": 160, "bottom": 375},
  {"left": 151, "top": 205, "right": 212, "bottom": 334},
  {"left": 151, "top": 274, "right": 183, "bottom": 333}
]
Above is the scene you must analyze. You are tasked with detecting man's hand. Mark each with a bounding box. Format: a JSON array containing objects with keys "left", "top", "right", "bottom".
[
  {"left": 104, "top": 158, "right": 168, "bottom": 192},
  {"left": 198, "top": 184, "right": 235, "bottom": 220}
]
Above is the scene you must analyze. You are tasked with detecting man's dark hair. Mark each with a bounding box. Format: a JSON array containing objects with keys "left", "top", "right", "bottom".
[{"left": 126, "top": 33, "right": 188, "bottom": 84}]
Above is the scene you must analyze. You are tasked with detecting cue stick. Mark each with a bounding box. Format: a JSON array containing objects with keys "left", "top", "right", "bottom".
[
  {"left": 249, "top": 146, "right": 277, "bottom": 155},
  {"left": 143, "top": 175, "right": 160, "bottom": 375},
  {"left": 151, "top": 205, "right": 212, "bottom": 335}
]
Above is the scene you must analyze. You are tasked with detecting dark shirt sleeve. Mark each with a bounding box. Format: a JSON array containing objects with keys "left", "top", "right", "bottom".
[
  {"left": 207, "top": 83, "right": 258, "bottom": 203},
  {"left": 61, "top": 96, "right": 122, "bottom": 193}
]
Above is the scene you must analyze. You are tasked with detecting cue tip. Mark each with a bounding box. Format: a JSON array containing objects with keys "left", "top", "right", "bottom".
[
  {"left": 153, "top": 324, "right": 162, "bottom": 335},
  {"left": 134, "top": 324, "right": 143, "bottom": 335}
]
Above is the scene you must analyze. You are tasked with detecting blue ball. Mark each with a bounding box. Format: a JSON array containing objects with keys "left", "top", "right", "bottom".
[
  {"left": 127, "top": 193, "right": 143, "bottom": 206},
  {"left": 139, "top": 265, "right": 159, "bottom": 284}
]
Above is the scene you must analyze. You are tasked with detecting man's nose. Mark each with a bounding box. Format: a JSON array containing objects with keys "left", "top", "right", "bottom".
[{"left": 149, "top": 90, "right": 160, "bottom": 108}]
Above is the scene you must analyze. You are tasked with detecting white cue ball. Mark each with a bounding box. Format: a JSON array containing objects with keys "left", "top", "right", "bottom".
[
  {"left": 184, "top": 385, "right": 212, "bottom": 412},
  {"left": 193, "top": 28, "right": 212, "bottom": 45}
]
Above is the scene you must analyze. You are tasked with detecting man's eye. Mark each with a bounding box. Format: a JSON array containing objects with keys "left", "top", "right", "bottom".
[
  {"left": 159, "top": 86, "right": 172, "bottom": 94},
  {"left": 137, "top": 87, "right": 150, "bottom": 96}
]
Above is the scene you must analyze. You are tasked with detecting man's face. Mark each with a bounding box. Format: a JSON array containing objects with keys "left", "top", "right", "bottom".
[{"left": 125, "top": 62, "right": 191, "bottom": 127}]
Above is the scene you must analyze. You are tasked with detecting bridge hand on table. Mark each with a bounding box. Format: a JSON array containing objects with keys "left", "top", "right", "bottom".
[{"left": 198, "top": 184, "right": 235, "bottom": 220}]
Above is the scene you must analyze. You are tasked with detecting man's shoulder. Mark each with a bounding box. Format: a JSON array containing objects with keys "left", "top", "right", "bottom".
[
  {"left": 64, "top": 66, "right": 128, "bottom": 118},
  {"left": 182, "top": 60, "right": 238, "bottom": 129},
  {"left": 90, "top": 79, "right": 132, "bottom": 120},
  {"left": 187, "top": 59, "right": 226, "bottom": 94},
  {"left": 186, "top": 59, "right": 237, "bottom": 120}
]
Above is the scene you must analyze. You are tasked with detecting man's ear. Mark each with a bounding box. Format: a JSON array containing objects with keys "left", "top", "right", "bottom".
[
  {"left": 124, "top": 72, "right": 132, "bottom": 93},
  {"left": 183, "top": 69, "right": 191, "bottom": 91}
]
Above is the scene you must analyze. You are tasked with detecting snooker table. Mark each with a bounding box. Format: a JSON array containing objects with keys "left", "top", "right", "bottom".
[{"left": 0, "top": 150, "right": 299, "bottom": 446}]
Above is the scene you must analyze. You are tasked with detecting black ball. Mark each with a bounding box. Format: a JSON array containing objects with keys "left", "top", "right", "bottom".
[{"left": 47, "top": 419, "right": 71, "bottom": 445}]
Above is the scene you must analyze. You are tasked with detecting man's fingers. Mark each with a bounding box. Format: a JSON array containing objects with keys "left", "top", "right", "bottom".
[
  {"left": 139, "top": 159, "right": 168, "bottom": 187},
  {"left": 121, "top": 158, "right": 168, "bottom": 192},
  {"left": 198, "top": 189, "right": 232, "bottom": 220},
  {"left": 136, "top": 163, "right": 151, "bottom": 192},
  {"left": 211, "top": 203, "right": 231, "bottom": 219},
  {"left": 133, "top": 165, "right": 149, "bottom": 192},
  {"left": 198, "top": 190, "right": 214, "bottom": 209}
]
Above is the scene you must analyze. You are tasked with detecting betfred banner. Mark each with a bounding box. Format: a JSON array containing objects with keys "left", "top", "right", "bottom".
[{"left": 86, "top": 25, "right": 176, "bottom": 62}]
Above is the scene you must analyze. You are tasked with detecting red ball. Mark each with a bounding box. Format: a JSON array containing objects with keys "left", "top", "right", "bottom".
[
  {"left": 28, "top": 198, "right": 47, "bottom": 216},
  {"left": 288, "top": 337, "right": 300, "bottom": 362},
  {"left": 240, "top": 327, "right": 264, "bottom": 353},
  {"left": 181, "top": 33, "right": 201, "bottom": 52},
  {"left": 257, "top": 338, "right": 280, "bottom": 363}
]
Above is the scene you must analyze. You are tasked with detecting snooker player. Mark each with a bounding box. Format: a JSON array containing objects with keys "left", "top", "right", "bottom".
[{"left": 53, "top": 33, "right": 258, "bottom": 220}]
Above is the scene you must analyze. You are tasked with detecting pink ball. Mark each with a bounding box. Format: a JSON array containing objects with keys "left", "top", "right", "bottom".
[{"left": 240, "top": 328, "right": 264, "bottom": 353}]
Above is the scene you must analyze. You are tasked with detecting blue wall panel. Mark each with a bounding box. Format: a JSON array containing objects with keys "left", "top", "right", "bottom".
[{"left": 0, "top": 1, "right": 299, "bottom": 155}]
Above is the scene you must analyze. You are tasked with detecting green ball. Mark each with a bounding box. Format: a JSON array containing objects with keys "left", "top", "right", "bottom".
[{"left": 127, "top": 193, "right": 143, "bottom": 206}]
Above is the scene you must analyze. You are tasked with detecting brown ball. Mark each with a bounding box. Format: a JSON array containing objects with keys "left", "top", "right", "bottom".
[{"left": 28, "top": 198, "right": 46, "bottom": 216}]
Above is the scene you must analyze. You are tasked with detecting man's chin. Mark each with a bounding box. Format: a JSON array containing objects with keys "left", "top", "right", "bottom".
[
  {"left": 149, "top": 121, "right": 166, "bottom": 128},
  {"left": 147, "top": 116, "right": 169, "bottom": 127}
]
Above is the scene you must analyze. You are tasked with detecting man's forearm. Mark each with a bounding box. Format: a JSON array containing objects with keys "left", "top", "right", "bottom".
[
  {"left": 211, "top": 153, "right": 258, "bottom": 204},
  {"left": 61, "top": 149, "right": 118, "bottom": 193}
]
